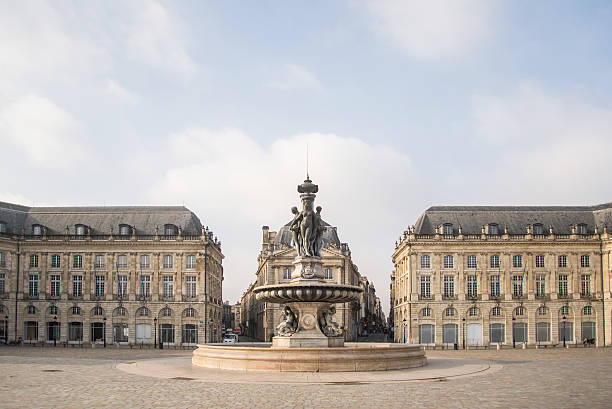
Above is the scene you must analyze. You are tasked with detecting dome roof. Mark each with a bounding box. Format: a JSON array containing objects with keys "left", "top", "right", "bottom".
[{"left": 273, "top": 218, "right": 341, "bottom": 249}]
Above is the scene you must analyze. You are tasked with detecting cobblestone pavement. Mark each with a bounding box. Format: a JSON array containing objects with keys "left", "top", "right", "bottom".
[{"left": 1, "top": 346, "right": 611, "bottom": 409}]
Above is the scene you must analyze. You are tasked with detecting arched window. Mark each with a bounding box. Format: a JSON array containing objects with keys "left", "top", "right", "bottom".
[
  {"left": 137, "top": 307, "right": 149, "bottom": 317},
  {"left": 49, "top": 305, "right": 58, "bottom": 315},
  {"left": 75, "top": 224, "right": 87, "bottom": 235},
  {"left": 114, "top": 307, "right": 127, "bottom": 317},
  {"left": 537, "top": 306, "right": 548, "bottom": 316},
  {"left": 421, "top": 307, "right": 431, "bottom": 317},
  {"left": 583, "top": 306, "right": 592, "bottom": 316},
  {"left": 468, "top": 307, "right": 479, "bottom": 317},
  {"left": 488, "top": 224, "right": 499, "bottom": 235},
  {"left": 27, "top": 305, "right": 36, "bottom": 314},
  {"left": 92, "top": 306, "right": 103, "bottom": 316},
  {"left": 119, "top": 224, "right": 131, "bottom": 236},
  {"left": 444, "top": 307, "right": 455, "bottom": 317},
  {"left": 71, "top": 306, "right": 81, "bottom": 315},
  {"left": 514, "top": 306, "right": 525, "bottom": 316},
  {"left": 32, "top": 224, "right": 43, "bottom": 236},
  {"left": 560, "top": 306, "right": 570, "bottom": 316},
  {"left": 161, "top": 307, "right": 172, "bottom": 317},
  {"left": 164, "top": 224, "right": 177, "bottom": 236},
  {"left": 184, "top": 308, "right": 196, "bottom": 318},
  {"left": 492, "top": 306, "right": 502, "bottom": 316}
]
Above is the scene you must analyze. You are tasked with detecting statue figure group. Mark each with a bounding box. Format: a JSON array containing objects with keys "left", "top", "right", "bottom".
[
  {"left": 276, "top": 306, "right": 298, "bottom": 336},
  {"left": 290, "top": 202, "right": 325, "bottom": 258},
  {"left": 318, "top": 305, "right": 342, "bottom": 337}
]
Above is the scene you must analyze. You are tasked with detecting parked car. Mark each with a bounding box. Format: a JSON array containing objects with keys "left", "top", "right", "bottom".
[{"left": 223, "top": 334, "right": 238, "bottom": 344}]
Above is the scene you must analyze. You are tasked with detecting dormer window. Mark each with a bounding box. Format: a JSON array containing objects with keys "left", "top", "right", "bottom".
[
  {"left": 32, "top": 224, "right": 43, "bottom": 236},
  {"left": 533, "top": 224, "right": 543, "bottom": 235},
  {"left": 442, "top": 224, "right": 453, "bottom": 235},
  {"left": 0, "top": 221, "right": 6, "bottom": 234},
  {"left": 577, "top": 224, "right": 587, "bottom": 235},
  {"left": 488, "top": 224, "right": 499, "bottom": 235},
  {"left": 164, "top": 224, "right": 177, "bottom": 236},
  {"left": 75, "top": 224, "right": 87, "bottom": 236},
  {"left": 119, "top": 224, "right": 131, "bottom": 236}
]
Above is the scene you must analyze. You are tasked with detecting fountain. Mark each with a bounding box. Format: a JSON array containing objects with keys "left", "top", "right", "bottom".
[{"left": 193, "top": 177, "right": 426, "bottom": 372}]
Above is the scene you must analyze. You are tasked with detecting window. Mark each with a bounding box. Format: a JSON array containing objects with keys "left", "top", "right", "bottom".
[
  {"left": 492, "top": 306, "right": 501, "bottom": 316},
  {"left": 29, "top": 254, "right": 39, "bottom": 268},
  {"left": 467, "top": 255, "right": 477, "bottom": 269},
  {"left": 559, "top": 321, "right": 573, "bottom": 342},
  {"left": 490, "top": 323, "right": 505, "bottom": 344},
  {"left": 419, "top": 324, "right": 435, "bottom": 344},
  {"left": 186, "top": 276, "right": 196, "bottom": 298},
  {"left": 580, "top": 275, "right": 591, "bottom": 296},
  {"left": 468, "top": 307, "right": 479, "bottom": 317},
  {"left": 0, "top": 222, "right": 6, "bottom": 233},
  {"left": 24, "top": 321, "right": 38, "bottom": 341},
  {"left": 533, "top": 224, "right": 543, "bottom": 235},
  {"left": 536, "top": 322, "right": 550, "bottom": 343},
  {"left": 561, "top": 305, "right": 570, "bottom": 316},
  {"left": 27, "top": 305, "right": 36, "bottom": 314},
  {"left": 95, "top": 275, "right": 105, "bottom": 297},
  {"left": 186, "top": 255, "right": 196, "bottom": 269},
  {"left": 163, "top": 255, "right": 173, "bottom": 269},
  {"left": 71, "top": 306, "right": 80, "bottom": 315},
  {"left": 136, "top": 323, "right": 151, "bottom": 343},
  {"left": 0, "top": 273, "right": 5, "bottom": 295},
  {"left": 51, "top": 254, "right": 61, "bottom": 268},
  {"left": 512, "top": 255, "right": 522, "bottom": 268},
  {"left": 90, "top": 323, "right": 104, "bottom": 343},
  {"left": 580, "top": 255, "right": 590, "bottom": 268},
  {"left": 442, "top": 323, "right": 458, "bottom": 344},
  {"left": 324, "top": 268, "right": 332, "bottom": 280},
  {"left": 75, "top": 225, "right": 86, "bottom": 235},
  {"left": 512, "top": 275, "right": 523, "bottom": 297},
  {"left": 443, "top": 255, "right": 454, "bottom": 269},
  {"left": 113, "top": 323, "right": 128, "bottom": 343},
  {"left": 117, "top": 255, "right": 127, "bottom": 269},
  {"left": 32, "top": 225, "right": 42, "bottom": 236},
  {"left": 443, "top": 275, "right": 454, "bottom": 298},
  {"left": 49, "top": 305, "right": 58, "bottom": 315},
  {"left": 182, "top": 324, "right": 198, "bottom": 345},
  {"left": 283, "top": 268, "right": 291, "bottom": 280},
  {"left": 581, "top": 322, "right": 596, "bottom": 342},
  {"left": 68, "top": 322, "right": 83, "bottom": 342},
  {"left": 140, "top": 275, "right": 151, "bottom": 297},
  {"left": 114, "top": 307, "right": 126, "bottom": 316},
  {"left": 489, "top": 224, "right": 499, "bottom": 235},
  {"left": 467, "top": 275, "right": 477, "bottom": 297},
  {"left": 559, "top": 274, "right": 568, "bottom": 297},
  {"left": 536, "top": 275, "right": 546, "bottom": 297},
  {"left": 420, "top": 276, "right": 431, "bottom": 299},
  {"left": 490, "top": 275, "right": 500, "bottom": 297},
  {"left": 160, "top": 324, "right": 174, "bottom": 344},
  {"left": 95, "top": 255, "right": 105, "bottom": 269},
  {"left": 583, "top": 306, "right": 592, "bottom": 316},
  {"left": 93, "top": 306, "right": 103, "bottom": 316},
  {"left": 515, "top": 306, "right": 525, "bottom": 316},
  {"left": 72, "top": 275, "right": 82, "bottom": 297},
  {"left": 139, "top": 255, "right": 149, "bottom": 269},
  {"left": 490, "top": 255, "right": 500, "bottom": 269},
  {"left": 558, "top": 255, "right": 567, "bottom": 268},
  {"left": 444, "top": 307, "right": 455, "bottom": 317},
  {"left": 513, "top": 322, "right": 528, "bottom": 343},
  {"left": 73, "top": 255, "right": 82, "bottom": 269},
  {"left": 537, "top": 306, "right": 548, "bottom": 316},
  {"left": 185, "top": 308, "right": 196, "bottom": 317},
  {"left": 118, "top": 275, "right": 127, "bottom": 298},
  {"left": 161, "top": 307, "right": 172, "bottom": 317},
  {"left": 421, "top": 307, "right": 431, "bottom": 317},
  {"left": 577, "top": 224, "right": 587, "bottom": 235},
  {"left": 0, "top": 251, "right": 5, "bottom": 268},
  {"left": 535, "top": 255, "right": 545, "bottom": 268},
  {"left": 164, "top": 224, "right": 177, "bottom": 236},
  {"left": 50, "top": 275, "right": 60, "bottom": 297},
  {"left": 28, "top": 274, "right": 38, "bottom": 297},
  {"left": 420, "top": 255, "right": 430, "bottom": 269},
  {"left": 443, "top": 224, "right": 452, "bottom": 235},
  {"left": 163, "top": 276, "right": 174, "bottom": 298},
  {"left": 119, "top": 225, "right": 131, "bottom": 236}
]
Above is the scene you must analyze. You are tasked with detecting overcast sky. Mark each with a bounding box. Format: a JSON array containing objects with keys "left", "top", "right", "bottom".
[{"left": 1, "top": 1, "right": 612, "bottom": 314}]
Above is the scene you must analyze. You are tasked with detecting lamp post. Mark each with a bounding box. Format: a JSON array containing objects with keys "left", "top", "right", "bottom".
[
  {"left": 462, "top": 317, "right": 466, "bottom": 349},
  {"left": 402, "top": 318, "right": 407, "bottom": 343},
  {"left": 53, "top": 316, "right": 57, "bottom": 347},
  {"left": 210, "top": 319, "right": 214, "bottom": 343},
  {"left": 562, "top": 315, "right": 566, "bottom": 348},
  {"left": 512, "top": 317, "right": 516, "bottom": 348},
  {"left": 153, "top": 317, "right": 157, "bottom": 349},
  {"left": 4, "top": 315, "right": 7, "bottom": 344},
  {"left": 103, "top": 317, "right": 107, "bottom": 348}
]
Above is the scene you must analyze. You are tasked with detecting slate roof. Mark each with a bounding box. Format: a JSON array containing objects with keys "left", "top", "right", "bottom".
[
  {"left": 413, "top": 203, "right": 612, "bottom": 235},
  {"left": 0, "top": 201, "right": 203, "bottom": 235}
]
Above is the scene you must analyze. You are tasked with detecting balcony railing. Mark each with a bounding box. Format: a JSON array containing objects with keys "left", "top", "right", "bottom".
[{"left": 418, "top": 295, "right": 432, "bottom": 301}]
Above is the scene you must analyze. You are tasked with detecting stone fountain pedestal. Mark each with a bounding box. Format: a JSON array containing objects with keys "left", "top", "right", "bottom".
[{"left": 272, "top": 301, "right": 343, "bottom": 348}]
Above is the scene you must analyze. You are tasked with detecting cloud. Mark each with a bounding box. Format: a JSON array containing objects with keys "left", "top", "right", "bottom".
[
  {"left": 363, "top": 0, "right": 496, "bottom": 59},
  {"left": 104, "top": 79, "right": 140, "bottom": 103},
  {"left": 471, "top": 83, "right": 612, "bottom": 203},
  {"left": 265, "top": 63, "right": 324, "bottom": 92},
  {"left": 0, "top": 94, "right": 87, "bottom": 168},
  {"left": 145, "top": 129, "right": 420, "bottom": 305}
]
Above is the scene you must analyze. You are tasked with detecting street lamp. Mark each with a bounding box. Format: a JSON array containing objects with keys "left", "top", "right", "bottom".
[
  {"left": 210, "top": 319, "right": 214, "bottom": 343},
  {"left": 512, "top": 317, "right": 516, "bottom": 348},
  {"left": 153, "top": 317, "right": 157, "bottom": 349},
  {"left": 103, "top": 317, "right": 107, "bottom": 348},
  {"left": 562, "top": 315, "right": 566, "bottom": 348},
  {"left": 5, "top": 315, "right": 9, "bottom": 344},
  {"left": 402, "top": 318, "right": 407, "bottom": 343},
  {"left": 53, "top": 316, "right": 57, "bottom": 347},
  {"left": 462, "top": 317, "right": 466, "bottom": 349}
]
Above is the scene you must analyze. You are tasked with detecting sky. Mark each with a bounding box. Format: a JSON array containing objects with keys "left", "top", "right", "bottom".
[{"left": 1, "top": 1, "right": 612, "bottom": 314}]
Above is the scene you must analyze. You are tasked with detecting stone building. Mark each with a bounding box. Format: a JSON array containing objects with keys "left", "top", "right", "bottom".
[
  {"left": 392, "top": 203, "right": 612, "bottom": 347},
  {"left": 358, "top": 277, "right": 386, "bottom": 335},
  {"left": 0, "top": 202, "right": 224, "bottom": 346},
  {"left": 240, "top": 222, "right": 362, "bottom": 342}
]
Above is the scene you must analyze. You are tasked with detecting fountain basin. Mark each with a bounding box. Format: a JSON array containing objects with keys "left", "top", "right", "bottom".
[
  {"left": 192, "top": 342, "right": 426, "bottom": 372},
  {"left": 254, "top": 282, "right": 362, "bottom": 304}
]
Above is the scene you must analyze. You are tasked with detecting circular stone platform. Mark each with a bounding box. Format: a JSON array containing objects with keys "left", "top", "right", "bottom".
[
  {"left": 117, "top": 356, "right": 500, "bottom": 385},
  {"left": 192, "top": 343, "right": 426, "bottom": 372}
]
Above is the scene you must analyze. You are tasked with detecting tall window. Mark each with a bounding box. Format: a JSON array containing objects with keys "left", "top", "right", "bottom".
[
  {"left": 163, "top": 255, "right": 173, "bottom": 269},
  {"left": 28, "top": 274, "right": 38, "bottom": 297},
  {"left": 420, "top": 276, "right": 431, "bottom": 298},
  {"left": 163, "top": 276, "right": 174, "bottom": 298},
  {"left": 51, "top": 254, "right": 61, "bottom": 268},
  {"left": 558, "top": 255, "right": 567, "bottom": 268},
  {"left": 512, "top": 275, "right": 523, "bottom": 297},
  {"left": 467, "top": 275, "right": 477, "bottom": 297},
  {"left": 535, "top": 255, "right": 545, "bottom": 268},
  {"left": 186, "top": 255, "right": 196, "bottom": 269},
  {"left": 420, "top": 255, "right": 430, "bottom": 269},
  {"left": 580, "top": 275, "right": 591, "bottom": 296},
  {"left": 512, "top": 255, "right": 522, "bottom": 268},
  {"left": 490, "top": 255, "right": 500, "bottom": 268},
  {"left": 29, "top": 254, "right": 38, "bottom": 268},
  {"left": 140, "top": 275, "right": 151, "bottom": 297},
  {"left": 324, "top": 268, "right": 332, "bottom": 280},
  {"left": 580, "top": 255, "right": 590, "bottom": 268},
  {"left": 73, "top": 255, "right": 82, "bottom": 269},
  {"left": 50, "top": 275, "right": 60, "bottom": 297},
  {"left": 118, "top": 275, "right": 127, "bottom": 298},
  {"left": 0, "top": 222, "right": 6, "bottom": 233},
  {"left": 95, "top": 255, "right": 105, "bottom": 269},
  {"left": 0, "top": 252, "right": 5, "bottom": 267},
  {"left": 559, "top": 274, "right": 568, "bottom": 297},
  {"left": 117, "top": 255, "right": 127, "bottom": 269},
  {"left": 467, "top": 255, "right": 477, "bottom": 269},
  {"left": 283, "top": 268, "right": 291, "bottom": 280},
  {"left": 72, "top": 275, "right": 82, "bottom": 297},
  {"left": 0, "top": 273, "right": 5, "bottom": 295},
  {"left": 95, "top": 275, "right": 105, "bottom": 297},
  {"left": 443, "top": 255, "right": 454, "bottom": 269},
  {"left": 140, "top": 255, "right": 150, "bottom": 269},
  {"left": 443, "top": 275, "right": 454, "bottom": 298},
  {"left": 490, "top": 275, "right": 500, "bottom": 297},
  {"left": 536, "top": 275, "right": 546, "bottom": 297},
  {"left": 186, "top": 276, "right": 196, "bottom": 297}
]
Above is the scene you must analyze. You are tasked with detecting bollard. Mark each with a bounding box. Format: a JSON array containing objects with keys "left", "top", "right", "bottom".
[
  {"left": 522, "top": 343, "right": 526, "bottom": 350},
  {"left": 496, "top": 344, "right": 500, "bottom": 350}
]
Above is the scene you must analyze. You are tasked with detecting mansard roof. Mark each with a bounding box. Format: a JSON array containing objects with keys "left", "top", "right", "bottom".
[
  {"left": 0, "top": 201, "right": 204, "bottom": 235},
  {"left": 413, "top": 202, "right": 612, "bottom": 235}
]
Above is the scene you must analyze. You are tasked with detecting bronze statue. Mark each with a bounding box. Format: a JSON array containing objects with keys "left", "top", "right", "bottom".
[
  {"left": 290, "top": 178, "right": 326, "bottom": 258},
  {"left": 318, "top": 305, "right": 342, "bottom": 337}
]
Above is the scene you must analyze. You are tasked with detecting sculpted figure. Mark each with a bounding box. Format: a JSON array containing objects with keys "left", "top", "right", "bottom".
[
  {"left": 319, "top": 305, "right": 342, "bottom": 337},
  {"left": 312, "top": 206, "right": 325, "bottom": 256},
  {"left": 289, "top": 206, "right": 303, "bottom": 253},
  {"left": 299, "top": 200, "right": 315, "bottom": 256},
  {"left": 276, "top": 306, "right": 298, "bottom": 336}
]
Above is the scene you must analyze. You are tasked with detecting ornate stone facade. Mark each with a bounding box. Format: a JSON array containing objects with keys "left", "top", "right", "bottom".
[
  {"left": 392, "top": 203, "right": 612, "bottom": 347},
  {"left": 0, "top": 202, "right": 224, "bottom": 346}
]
